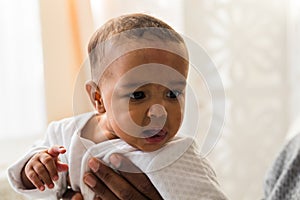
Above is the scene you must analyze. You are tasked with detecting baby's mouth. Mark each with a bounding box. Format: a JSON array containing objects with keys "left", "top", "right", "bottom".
[{"left": 142, "top": 128, "right": 168, "bottom": 143}]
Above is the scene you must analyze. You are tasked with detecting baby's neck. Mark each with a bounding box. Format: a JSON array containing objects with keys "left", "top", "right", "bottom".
[{"left": 81, "top": 114, "right": 117, "bottom": 143}]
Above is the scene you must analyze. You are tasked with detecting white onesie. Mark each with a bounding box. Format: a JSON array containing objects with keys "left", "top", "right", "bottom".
[{"left": 7, "top": 112, "right": 227, "bottom": 200}]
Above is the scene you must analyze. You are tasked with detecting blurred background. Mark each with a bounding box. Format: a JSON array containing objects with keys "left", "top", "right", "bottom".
[{"left": 1, "top": 0, "right": 300, "bottom": 199}]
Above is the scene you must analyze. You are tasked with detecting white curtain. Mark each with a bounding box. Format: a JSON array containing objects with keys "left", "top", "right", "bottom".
[
  {"left": 288, "top": 0, "right": 300, "bottom": 130},
  {"left": 0, "top": 0, "right": 46, "bottom": 139}
]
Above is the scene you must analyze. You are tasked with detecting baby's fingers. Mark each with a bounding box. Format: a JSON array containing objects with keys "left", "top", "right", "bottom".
[
  {"left": 33, "top": 163, "right": 54, "bottom": 189},
  {"left": 56, "top": 160, "right": 69, "bottom": 172},
  {"left": 40, "top": 153, "right": 59, "bottom": 181},
  {"left": 25, "top": 169, "right": 45, "bottom": 191},
  {"left": 48, "top": 145, "right": 66, "bottom": 157}
]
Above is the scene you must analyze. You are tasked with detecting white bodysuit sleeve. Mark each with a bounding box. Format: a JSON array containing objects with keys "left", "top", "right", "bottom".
[{"left": 6, "top": 121, "right": 68, "bottom": 199}]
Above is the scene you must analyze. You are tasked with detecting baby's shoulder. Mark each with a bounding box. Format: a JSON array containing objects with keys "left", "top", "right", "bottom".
[{"left": 47, "top": 112, "right": 95, "bottom": 137}]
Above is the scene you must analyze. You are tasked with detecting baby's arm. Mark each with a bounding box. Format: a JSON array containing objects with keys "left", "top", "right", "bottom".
[{"left": 21, "top": 145, "right": 68, "bottom": 191}]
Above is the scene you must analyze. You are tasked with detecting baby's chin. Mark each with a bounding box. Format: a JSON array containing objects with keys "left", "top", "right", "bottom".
[
  {"left": 133, "top": 140, "right": 169, "bottom": 152},
  {"left": 136, "top": 145, "right": 163, "bottom": 152}
]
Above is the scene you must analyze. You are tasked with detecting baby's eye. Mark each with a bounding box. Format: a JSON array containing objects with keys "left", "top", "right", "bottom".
[
  {"left": 166, "top": 90, "right": 182, "bottom": 99},
  {"left": 129, "top": 91, "right": 146, "bottom": 100}
]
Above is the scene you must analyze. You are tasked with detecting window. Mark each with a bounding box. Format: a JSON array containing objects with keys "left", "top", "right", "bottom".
[{"left": 0, "top": 0, "right": 46, "bottom": 139}]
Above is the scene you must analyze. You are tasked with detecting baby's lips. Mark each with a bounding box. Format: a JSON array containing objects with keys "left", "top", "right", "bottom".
[{"left": 142, "top": 127, "right": 167, "bottom": 137}]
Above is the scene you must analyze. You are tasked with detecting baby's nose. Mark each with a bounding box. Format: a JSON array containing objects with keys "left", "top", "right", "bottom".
[{"left": 147, "top": 104, "right": 167, "bottom": 118}]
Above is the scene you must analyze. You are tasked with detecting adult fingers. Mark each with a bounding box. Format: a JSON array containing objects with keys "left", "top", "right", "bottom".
[
  {"left": 61, "top": 189, "right": 84, "bottom": 200},
  {"left": 71, "top": 192, "right": 84, "bottom": 200},
  {"left": 109, "top": 154, "right": 163, "bottom": 200},
  {"left": 84, "top": 172, "right": 117, "bottom": 200},
  {"left": 87, "top": 157, "right": 147, "bottom": 200}
]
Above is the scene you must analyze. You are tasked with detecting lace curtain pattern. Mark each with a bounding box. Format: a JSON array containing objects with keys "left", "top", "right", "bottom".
[{"left": 184, "top": 0, "right": 298, "bottom": 199}]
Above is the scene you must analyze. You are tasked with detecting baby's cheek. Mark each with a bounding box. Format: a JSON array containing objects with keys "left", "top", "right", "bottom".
[
  {"left": 128, "top": 108, "right": 147, "bottom": 125},
  {"left": 176, "top": 116, "right": 183, "bottom": 129},
  {"left": 178, "top": 114, "right": 182, "bottom": 122},
  {"left": 174, "top": 105, "right": 183, "bottom": 120}
]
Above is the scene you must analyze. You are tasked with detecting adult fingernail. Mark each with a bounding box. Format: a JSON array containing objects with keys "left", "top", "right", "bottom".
[
  {"left": 109, "top": 154, "right": 121, "bottom": 169},
  {"left": 84, "top": 175, "right": 96, "bottom": 188},
  {"left": 89, "top": 158, "right": 99, "bottom": 172}
]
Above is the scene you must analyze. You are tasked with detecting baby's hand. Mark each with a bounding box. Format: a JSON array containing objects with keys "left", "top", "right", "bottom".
[{"left": 23, "top": 145, "right": 68, "bottom": 191}]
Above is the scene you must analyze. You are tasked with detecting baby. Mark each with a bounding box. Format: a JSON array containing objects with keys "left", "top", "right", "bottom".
[{"left": 8, "top": 13, "right": 227, "bottom": 200}]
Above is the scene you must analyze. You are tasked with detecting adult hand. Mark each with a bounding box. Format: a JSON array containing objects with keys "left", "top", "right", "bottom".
[
  {"left": 61, "top": 190, "right": 83, "bottom": 200},
  {"left": 83, "top": 154, "right": 163, "bottom": 200}
]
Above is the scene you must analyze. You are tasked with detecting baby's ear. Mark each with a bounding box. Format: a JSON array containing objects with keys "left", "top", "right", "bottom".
[{"left": 85, "top": 81, "right": 106, "bottom": 113}]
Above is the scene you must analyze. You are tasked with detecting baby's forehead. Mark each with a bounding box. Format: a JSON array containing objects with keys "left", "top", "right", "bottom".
[
  {"left": 106, "top": 38, "right": 188, "bottom": 67},
  {"left": 98, "top": 49, "right": 188, "bottom": 88},
  {"left": 93, "top": 36, "right": 189, "bottom": 84},
  {"left": 112, "top": 36, "right": 188, "bottom": 57},
  {"left": 110, "top": 45, "right": 188, "bottom": 69},
  {"left": 110, "top": 63, "right": 188, "bottom": 93}
]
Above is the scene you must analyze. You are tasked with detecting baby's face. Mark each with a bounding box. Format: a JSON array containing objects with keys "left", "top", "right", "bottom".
[{"left": 100, "top": 48, "right": 189, "bottom": 151}]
